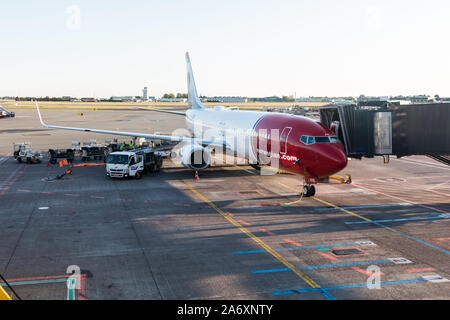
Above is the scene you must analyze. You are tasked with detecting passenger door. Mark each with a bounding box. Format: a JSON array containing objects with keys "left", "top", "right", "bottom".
[{"left": 280, "top": 127, "right": 292, "bottom": 155}]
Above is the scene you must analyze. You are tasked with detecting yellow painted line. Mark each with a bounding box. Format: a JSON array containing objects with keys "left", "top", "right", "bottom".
[
  {"left": 182, "top": 181, "right": 321, "bottom": 289},
  {"left": 264, "top": 177, "right": 373, "bottom": 222},
  {"left": 311, "top": 196, "right": 373, "bottom": 222},
  {"left": 282, "top": 196, "right": 304, "bottom": 206},
  {"left": 0, "top": 286, "right": 12, "bottom": 300}
]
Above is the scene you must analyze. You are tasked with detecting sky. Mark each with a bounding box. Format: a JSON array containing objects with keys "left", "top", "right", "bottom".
[{"left": 1, "top": 0, "right": 450, "bottom": 98}]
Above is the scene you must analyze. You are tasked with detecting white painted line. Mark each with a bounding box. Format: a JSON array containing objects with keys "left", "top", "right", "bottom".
[
  {"left": 426, "top": 180, "right": 450, "bottom": 191},
  {"left": 355, "top": 241, "right": 377, "bottom": 246},
  {"left": 422, "top": 274, "right": 450, "bottom": 283},
  {"left": 38, "top": 207, "right": 49, "bottom": 210},
  {"left": 388, "top": 257, "right": 413, "bottom": 264},
  {"left": 394, "top": 158, "right": 450, "bottom": 171}
]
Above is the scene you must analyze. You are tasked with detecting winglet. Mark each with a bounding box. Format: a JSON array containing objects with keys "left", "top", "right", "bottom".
[
  {"left": 185, "top": 52, "right": 205, "bottom": 110},
  {"left": 35, "top": 101, "right": 49, "bottom": 128}
]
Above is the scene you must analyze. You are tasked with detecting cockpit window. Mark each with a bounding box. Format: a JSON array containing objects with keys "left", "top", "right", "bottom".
[
  {"left": 315, "top": 136, "right": 330, "bottom": 143},
  {"left": 329, "top": 136, "right": 340, "bottom": 143},
  {"left": 300, "top": 135, "right": 340, "bottom": 145}
]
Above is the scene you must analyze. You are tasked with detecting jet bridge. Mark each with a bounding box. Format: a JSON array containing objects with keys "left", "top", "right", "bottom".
[{"left": 319, "top": 103, "right": 450, "bottom": 161}]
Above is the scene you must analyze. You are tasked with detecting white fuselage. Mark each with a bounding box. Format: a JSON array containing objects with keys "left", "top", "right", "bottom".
[{"left": 186, "top": 107, "right": 272, "bottom": 163}]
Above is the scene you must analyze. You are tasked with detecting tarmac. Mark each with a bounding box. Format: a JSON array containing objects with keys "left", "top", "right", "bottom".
[{"left": 0, "top": 108, "right": 449, "bottom": 300}]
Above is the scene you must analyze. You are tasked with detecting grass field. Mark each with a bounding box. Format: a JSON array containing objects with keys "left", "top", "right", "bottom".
[{"left": 0, "top": 100, "right": 328, "bottom": 111}]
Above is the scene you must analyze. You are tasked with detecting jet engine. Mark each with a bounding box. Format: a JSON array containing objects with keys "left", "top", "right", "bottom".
[{"left": 179, "top": 144, "right": 211, "bottom": 170}]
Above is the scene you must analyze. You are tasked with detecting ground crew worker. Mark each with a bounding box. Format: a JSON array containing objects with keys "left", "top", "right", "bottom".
[
  {"left": 129, "top": 140, "right": 134, "bottom": 150},
  {"left": 119, "top": 143, "right": 125, "bottom": 151}
]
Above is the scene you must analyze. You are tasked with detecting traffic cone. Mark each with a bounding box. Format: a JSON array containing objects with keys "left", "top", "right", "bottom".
[{"left": 194, "top": 171, "right": 199, "bottom": 181}]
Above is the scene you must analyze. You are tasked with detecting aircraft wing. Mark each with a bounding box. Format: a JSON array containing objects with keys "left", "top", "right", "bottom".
[
  {"left": 36, "top": 103, "right": 226, "bottom": 148},
  {"left": 137, "top": 107, "right": 186, "bottom": 116}
]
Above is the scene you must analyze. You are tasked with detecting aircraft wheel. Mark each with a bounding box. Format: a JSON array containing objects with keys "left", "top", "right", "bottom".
[
  {"left": 302, "top": 185, "right": 316, "bottom": 197},
  {"left": 309, "top": 185, "right": 316, "bottom": 197},
  {"left": 303, "top": 185, "right": 310, "bottom": 197}
]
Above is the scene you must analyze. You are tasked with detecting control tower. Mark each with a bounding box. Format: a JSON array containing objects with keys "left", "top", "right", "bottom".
[{"left": 143, "top": 87, "right": 148, "bottom": 101}]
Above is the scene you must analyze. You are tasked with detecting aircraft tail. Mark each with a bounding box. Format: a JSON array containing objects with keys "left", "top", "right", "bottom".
[{"left": 186, "top": 52, "right": 205, "bottom": 110}]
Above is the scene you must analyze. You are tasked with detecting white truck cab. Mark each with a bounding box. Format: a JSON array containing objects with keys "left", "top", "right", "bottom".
[{"left": 106, "top": 151, "right": 144, "bottom": 179}]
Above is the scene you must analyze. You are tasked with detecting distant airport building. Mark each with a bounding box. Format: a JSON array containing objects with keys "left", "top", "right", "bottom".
[
  {"left": 158, "top": 98, "right": 187, "bottom": 102},
  {"left": 110, "top": 96, "right": 134, "bottom": 102},
  {"left": 295, "top": 97, "right": 333, "bottom": 103},
  {"left": 81, "top": 98, "right": 98, "bottom": 102},
  {"left": 143, "top": 87, "right": 148, "bottom": 101},
  {"left": 205, "top": 96, "right": 247, "bottom": 103},
  {"left": 390, "top": 95, "right": 430, "bottom": 104}
]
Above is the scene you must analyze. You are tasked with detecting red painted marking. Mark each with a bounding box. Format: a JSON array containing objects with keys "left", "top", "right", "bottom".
[
  {"left": 426, "top": 238, "right": 450, "bottom": 250},
  {"left": 259, "top": 228, "right": 275, "bottom": 236},
  {"left": 430, "top": 237, "right": 450, "bottom": 241},
  {"left": 227, "top": 212, "right": 235, "bottom": 217},
  {"left": 284, "top": 239, "right": 302, "bottom": 247},
  {"left": 78, "top": 274, "right": 87, "bottom": 300},
  {"left": 406, "top": 268, "right": 435, "bottom": 273},
  {"left": 89, "top": 196, "right": 104, "bottom": 199},
  {"left": 238, "top": 220, "right": 251, "bottom": 226},
  {"left": 174, "top": 203, "right": 188, "bottom": 207},
  {"left": 40, "top": 191, "right": 53, "bottom": 194},
  {"left": 0, "top": 165, "right": 27, "bottom": 198},
  {"left": 317, "top": 252, "right": 337, "bottom": 261},
  {"left": 352, "top": 266, "right": 384, "bottom": 276}
]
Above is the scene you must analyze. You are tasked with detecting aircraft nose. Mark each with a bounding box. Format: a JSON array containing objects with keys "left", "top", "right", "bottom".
[
  {"left": 314, "top": 145, "right": 348, "bottom": 177},
  {"left": 330, "top": 148, "right": 348, "bottom": 173}
]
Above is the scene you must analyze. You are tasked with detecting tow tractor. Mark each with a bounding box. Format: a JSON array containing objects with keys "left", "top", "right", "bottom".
[
  {"left": 0, "top": 106, "right": 15, "bottom": 118},
  {"left": 105, "top": 147, "right": 163, "bottom": 179},
  {"left": 13, "top": 142, "right": 43, "bottom": 164}
]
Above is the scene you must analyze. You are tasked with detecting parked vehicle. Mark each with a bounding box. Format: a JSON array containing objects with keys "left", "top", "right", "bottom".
[
  {"left": 105, "top": 147, "right": 162, "bottom": 179},
  {"left": 13, "top": 143, "right": 42, "bottom": 164},
  {"left": 48, "top": 148, "right": 75, "bottom": 165},
  {"left": 0, "top": 106, "right": 15, "bottom": 118}
]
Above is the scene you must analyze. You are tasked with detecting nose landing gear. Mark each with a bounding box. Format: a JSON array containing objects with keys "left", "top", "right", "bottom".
[
  {"left": 302, "top": 176, "right": 317, "bottom": 197},
  {"left": 303, "top": 184, "right": 316, "bottom": 197}
]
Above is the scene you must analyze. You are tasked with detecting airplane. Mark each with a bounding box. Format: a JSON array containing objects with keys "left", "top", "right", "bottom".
[{"left": 36, "top": 52, "right": 348, "bottom": 197}]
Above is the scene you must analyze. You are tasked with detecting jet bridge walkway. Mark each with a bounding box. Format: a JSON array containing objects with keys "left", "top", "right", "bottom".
[{"left": 319, "top": 103, "right": 450, "bottom": 163}]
